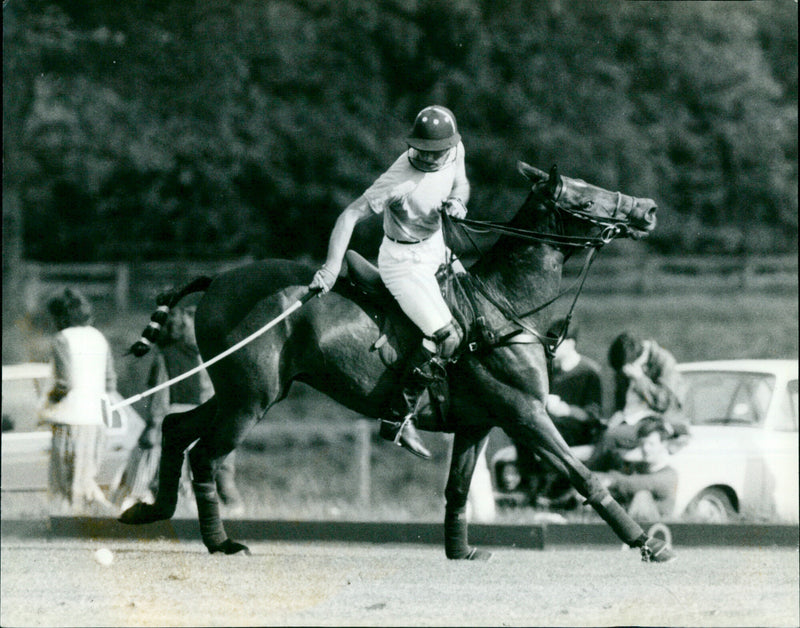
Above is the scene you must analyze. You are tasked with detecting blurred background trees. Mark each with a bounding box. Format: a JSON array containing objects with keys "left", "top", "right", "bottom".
[{"left": 3, "top": 0, "right": 797, "bottom": 264}]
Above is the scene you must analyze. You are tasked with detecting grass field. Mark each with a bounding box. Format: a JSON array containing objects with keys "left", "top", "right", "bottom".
[
  {"left": 2, "top": 539, "right": 798, "bottom": 627},
  {"left": 3, "top": 289, "right": 796, "bottom": 522}
]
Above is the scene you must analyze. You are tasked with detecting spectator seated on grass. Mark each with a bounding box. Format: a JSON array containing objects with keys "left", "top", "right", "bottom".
[
  {"left": 588, "top": 381, "right": 690, "bottom": 473},
  {"left": 596, "top": 416, "right": 680, "bottom": 522}
]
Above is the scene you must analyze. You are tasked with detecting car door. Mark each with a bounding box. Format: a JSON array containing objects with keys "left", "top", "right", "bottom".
[
  {"left": 760, "top": 378, "right": 799, "bottom": 522},
  {"left": 2, "top": 365, "right": 146, "bottom": 492},
  {"left": 672, "top": 368, "right": 776, "bottom": 520},
  {"left": 1, "top": 365, "right": 52, "bottom": 491}
]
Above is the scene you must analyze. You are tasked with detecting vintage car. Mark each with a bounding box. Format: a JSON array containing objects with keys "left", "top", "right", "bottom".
[
  {"left": 669, "top": 359, "right": 798, "bottom": 522},
  {"left": 1, "top": 362, "right": 145, "bottom": 492},
  {"left": 491, "top": 359, "right": 799, "bottom": 523}
]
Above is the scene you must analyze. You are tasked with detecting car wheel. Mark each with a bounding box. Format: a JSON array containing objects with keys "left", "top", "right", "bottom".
[{"left": 686, "top": 488, "right": 737, "bottom": 523}]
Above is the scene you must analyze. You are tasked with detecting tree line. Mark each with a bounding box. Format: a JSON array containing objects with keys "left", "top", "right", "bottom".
[{"left": 3, "top": 0, "right": 797, "bottom": 264}]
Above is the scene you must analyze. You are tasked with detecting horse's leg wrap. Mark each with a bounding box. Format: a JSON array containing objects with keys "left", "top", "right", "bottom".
[
  {"left": 444, "top": 508, "right": 491, "bottom": 561},
  {"left": 585, "top": 490, "right": 647, "bottom": 548},
  {"left": 444, "top": 507, "right": 469, "bottom": 558},
  {"left": 191, "top": 480, "right": 249, "bottom": 555},
  {"left": 192, "top": 481, "right": 227, "bottom": 548}
]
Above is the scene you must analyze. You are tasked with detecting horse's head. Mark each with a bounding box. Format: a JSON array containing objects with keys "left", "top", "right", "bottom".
[{"left": 516, "top": 162, "right": 657, "bottom": 242}]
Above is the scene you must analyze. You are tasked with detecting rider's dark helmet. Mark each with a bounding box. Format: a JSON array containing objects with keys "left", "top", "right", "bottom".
[{"left": 406, "top": 105, "right": 461, "bottom": 151}]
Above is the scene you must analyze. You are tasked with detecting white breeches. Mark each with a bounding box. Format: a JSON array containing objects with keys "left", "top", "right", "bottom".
[{"left": 378, "top": 230, "right": 453, "bottom": 337}]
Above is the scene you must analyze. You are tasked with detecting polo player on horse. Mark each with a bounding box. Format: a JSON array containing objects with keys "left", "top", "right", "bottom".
[{"left": 309, "top": 105, "right": 469, "bottom": 459}]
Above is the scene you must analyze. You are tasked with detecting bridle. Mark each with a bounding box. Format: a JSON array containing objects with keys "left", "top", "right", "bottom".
[
  {"left": 453, "top": 185, "right": 631, "bottom": 250},
  {"left": 444, "top": 181, "right": 634, "bottom": 353}
]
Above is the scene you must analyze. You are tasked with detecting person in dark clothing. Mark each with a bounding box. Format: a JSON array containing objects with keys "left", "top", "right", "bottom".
[
  {"left": 608, "top": 332, "right": 684, "bottom": 417},
  {"left": 113, "top": 305, "right": 244, "bottom": 515},
  {"left": 544, "top": 318, "right": 604, "bottom": 446},
  {"left": 587, "top": 332, "right": 688, "bottom": 472},
  {"left": 513, "top": 318, "right": 604, "bottom": 504},
  {"left": 597, "top": 416, "right": 679, "bottom": 522}
]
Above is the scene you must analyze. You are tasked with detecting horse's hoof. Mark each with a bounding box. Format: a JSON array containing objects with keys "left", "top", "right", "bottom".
[
  {"left": 447, "top": 547, "right": 492, "bottom": 561},
  {"left": 208, "top": 539, "right": 251, "bottom": 556},
  {"left": 117, "top": 502, "right": 173, "bottom": 525}
]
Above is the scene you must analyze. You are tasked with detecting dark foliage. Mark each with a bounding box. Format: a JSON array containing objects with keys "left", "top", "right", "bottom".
[{"left": 3, "top": 0, "right": 797, "bottom": 261}]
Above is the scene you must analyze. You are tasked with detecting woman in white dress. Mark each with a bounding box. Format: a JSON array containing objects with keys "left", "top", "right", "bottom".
[{"left": 40, "top": 288, "right": 117, "bottom": 512}]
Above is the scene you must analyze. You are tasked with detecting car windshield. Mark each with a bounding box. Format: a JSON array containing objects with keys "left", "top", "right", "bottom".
[{"left": 681, "top": 370, "right": 776, "bottom": 426}]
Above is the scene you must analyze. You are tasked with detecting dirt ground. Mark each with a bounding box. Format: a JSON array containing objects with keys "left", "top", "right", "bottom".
[{"left": 1, "top": 538, "right": 797, "bottom": 627}]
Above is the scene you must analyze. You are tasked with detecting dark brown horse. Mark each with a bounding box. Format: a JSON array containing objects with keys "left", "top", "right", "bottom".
[{"left": 121, "top": 162, "right": 669, "bottom": 561}]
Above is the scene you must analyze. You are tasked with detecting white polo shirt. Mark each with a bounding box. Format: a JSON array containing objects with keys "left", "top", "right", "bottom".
[{"left": 364, "top": 141, "right": 469, "bottom": 243}]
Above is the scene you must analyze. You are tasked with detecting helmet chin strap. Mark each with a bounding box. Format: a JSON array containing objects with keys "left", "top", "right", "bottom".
[{"left": 408, "top": 147, "right": 456, "bottom": 172}]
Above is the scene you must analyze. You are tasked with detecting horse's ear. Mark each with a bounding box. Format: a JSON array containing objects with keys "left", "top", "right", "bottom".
[
  {"left": 517, "top": 161, "right": 549, "bottom": 183},
  {"left": 547, "top": 164, "right": 560, "bottom": 195}
]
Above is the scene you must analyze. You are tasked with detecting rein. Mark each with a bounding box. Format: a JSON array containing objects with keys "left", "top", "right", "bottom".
[
  {"left": 467, "top": 246, "right": 601, "bottom": 353},
  {"left": 442, "top": 187, "right": 626, "bottom": 353},
  {"left": 452, "top": 215, "right": 621, "bottom": 249},
  {"left": 452, "top": 187, "right": 627, "bottom": 250}
]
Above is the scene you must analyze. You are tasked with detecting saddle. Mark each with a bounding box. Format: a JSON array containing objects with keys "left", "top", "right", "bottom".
[
  {"left": 342, "top": 249, "right": 473, "bottom": 360},
  {"left": 339, "top": 250, "right": 536, "bottom": 433}
]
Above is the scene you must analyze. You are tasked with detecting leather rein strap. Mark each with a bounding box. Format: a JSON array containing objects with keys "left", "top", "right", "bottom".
[
  {"left": 466, "top": 247, "right": 601, "bottom": 354},
  {"left": 441, "top": 192, "right": 623, "bottom": 354}
]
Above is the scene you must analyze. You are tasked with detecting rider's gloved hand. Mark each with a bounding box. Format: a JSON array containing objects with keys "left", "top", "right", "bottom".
[
  {"left": 309, "top": 264, "right": 338, "bottom": 295},
  {"left": 442, "top": 197, "right": 467, "bottom": 220}
]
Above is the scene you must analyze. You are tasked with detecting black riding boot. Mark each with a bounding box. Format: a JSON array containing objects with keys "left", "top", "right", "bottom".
[{"left": 379, "top": 344, "right": 438, "bottom": 459}]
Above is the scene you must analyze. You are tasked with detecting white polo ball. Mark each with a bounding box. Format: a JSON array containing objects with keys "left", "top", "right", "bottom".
[{"left": 93, "top": 548, "right": 114, "bottom": 566}]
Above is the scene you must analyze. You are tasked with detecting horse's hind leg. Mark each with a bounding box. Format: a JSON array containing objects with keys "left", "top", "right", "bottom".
[
  {"left": 444, "top": 426, "right": 492, "bottom": 561},
  {"left": 119, "top": 398, "right": 217, "bottom": 524},
  {"left": 187, "top": 405, "right": 260, "bottom": 555}
]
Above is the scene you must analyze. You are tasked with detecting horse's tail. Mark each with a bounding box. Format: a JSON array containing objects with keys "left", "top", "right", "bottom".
[{"left": 127, "top": 276, "right": 214, "bottom": 357}]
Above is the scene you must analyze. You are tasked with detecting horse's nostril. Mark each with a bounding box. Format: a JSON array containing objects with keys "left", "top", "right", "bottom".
[{"left": 646, "top": 206, "right": 657, "bottom": 222}]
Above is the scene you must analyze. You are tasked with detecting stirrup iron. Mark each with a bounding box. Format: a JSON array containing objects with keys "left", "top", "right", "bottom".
[{"left": 393, "top": 413, "right": 414, "bottom": 446}]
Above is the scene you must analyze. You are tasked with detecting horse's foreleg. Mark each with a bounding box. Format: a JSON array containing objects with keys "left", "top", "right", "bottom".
[
  {"left": 511, "top": 405, "right": 648, "bottom": 550},
  {"left": 533, "top": 446, "right": 647, "bottom": 546},
  {"left": 119, "top": 399, "right": 217, "bottom": 525},
  {"left": 444, "top": 427, "right": 492, "bottom": 561}
]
